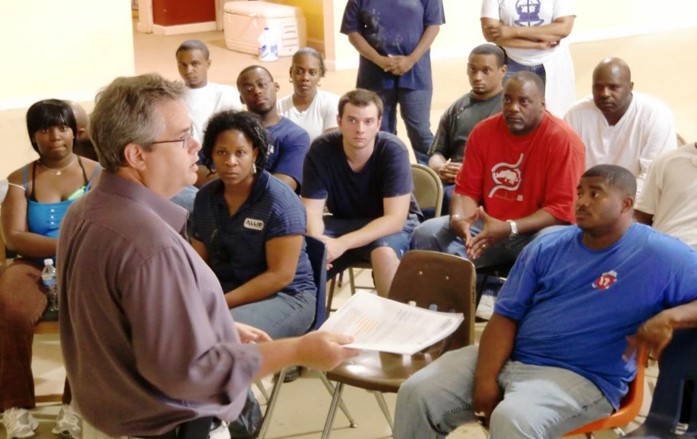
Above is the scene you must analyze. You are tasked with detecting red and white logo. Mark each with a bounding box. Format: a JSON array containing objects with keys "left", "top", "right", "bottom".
[
  {"left": 488, "top": 154, "right": 524, "bottom": 198},
  {"left": 592, "top": 270, "right": 618, "bottom": 290}
]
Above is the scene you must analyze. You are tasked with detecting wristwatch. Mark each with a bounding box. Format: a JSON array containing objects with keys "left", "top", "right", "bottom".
[{"left": 506, "top": 220, "right": 519, "bottom": 239}]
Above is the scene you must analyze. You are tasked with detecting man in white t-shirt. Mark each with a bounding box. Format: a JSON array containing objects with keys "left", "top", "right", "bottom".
[
  {"left": 175, "top": 39, "right": 243, "bottom": 192},
  {"left": 635, "top": 142, "right": 697, "bottom": 249},
  {"left": 564, "top": 57, "right": 677, "bottom": 195}
]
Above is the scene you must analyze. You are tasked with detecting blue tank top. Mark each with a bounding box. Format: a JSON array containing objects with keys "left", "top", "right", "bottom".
[{"left": 23, "top": 159, "right": 100, "bottom": 238}]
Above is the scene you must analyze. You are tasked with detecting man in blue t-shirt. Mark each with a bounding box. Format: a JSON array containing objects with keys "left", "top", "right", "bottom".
[
  {"left": 302, "top": 89, "right": 420, "bottom": 297},
  {"left": 393, "top": 164, "right": 697, "bottom": 439},
  {"left": 237, "top": 65, "right": 310, "bottom": 192}
]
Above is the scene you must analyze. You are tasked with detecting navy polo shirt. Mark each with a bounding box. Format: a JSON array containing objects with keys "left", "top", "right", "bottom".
[{"left": 192, "top": 170, "right": 315, "bottom": 296}]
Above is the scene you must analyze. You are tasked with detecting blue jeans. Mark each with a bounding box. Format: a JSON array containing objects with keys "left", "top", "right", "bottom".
[
  {"left": 393, "top": 345, "right": 613, "bottom": 439},
  {"left": 504, "top": 58, "right": 546, "bottom": 84},
  {"left": 410, "top": 216, "right": 564, "bottom": 269},
  {"left": 377, "top": 88, "right": 433, "bottom": 165},
  {"left": 231, "top": 291, "right": 315, "bottom": 340},
  {"left": 324, "top": 214, "right": 419, "bottom": 275}
]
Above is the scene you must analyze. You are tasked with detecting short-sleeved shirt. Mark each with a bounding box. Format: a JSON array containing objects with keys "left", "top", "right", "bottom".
[
  {"left": 635, "top": 143, "right": 697, "bottom": 249},
  {"left": 340, "top": 0, "right": 445, "bottom": 91},
  {"left": 57, "top": 172, "right": 261, "bottom": 436},
  {"left": 277, "top": 90, "right": 340, "bottom": 140},
  {"left": 192, "top": 170, "right": 315, "bottom": 296},
  {"left": 266, "top": 117, "right": 311, "bottom": 188},
  {"left": 495, "top": 224, "right": 697, "bottom": 409},
  {"left": 454, "top": 112, "right": 585, "bottom": 223},
  {"left": 481, "top": 0, "right": 576, "bottom": 66},
  {"left": 302, "top": 131, "right": 419, "bottom": 219},
  {"left": 429, "top": 91, "right": 502, "bottom": 162},
  {"left": 184, "top": 82, "right": 242, "bottom": 144}
]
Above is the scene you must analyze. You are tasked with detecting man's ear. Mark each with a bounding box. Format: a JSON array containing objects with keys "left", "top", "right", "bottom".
[
  {"left": 621, "top": 194, "right": 635, "bottom": 213},
  {"left": 122, "top": 143, "right": 148, "bottom": 171}
]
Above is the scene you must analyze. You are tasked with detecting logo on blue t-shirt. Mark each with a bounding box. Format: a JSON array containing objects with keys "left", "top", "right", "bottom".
[
  {"left": 244, "top": 218, "right": 265, "bottom": 231},
  {"left": 592, "top": 270, "right": 618, "bottom": 290}
]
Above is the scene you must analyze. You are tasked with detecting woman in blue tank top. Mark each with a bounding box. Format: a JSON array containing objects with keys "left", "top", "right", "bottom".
[{"left": 0, "top": 99, "right": 100, "bottom": 438}]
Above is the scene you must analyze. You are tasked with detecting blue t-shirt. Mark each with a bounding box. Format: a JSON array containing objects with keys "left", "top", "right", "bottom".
[
  {"left": 302, "top": 131, "right": 419, "bottom": 219},
  {"left": 340, "top": 0, "right": 445, "bottom": 91},
  {"left": 496, "top": 224, "right": 697, "bottom": 409},
  {"left": 192, "top": 170, "right": 316, "bottom": 297},
  {"left": 266, "top": 117, "right": 311, "bottom": 189}
]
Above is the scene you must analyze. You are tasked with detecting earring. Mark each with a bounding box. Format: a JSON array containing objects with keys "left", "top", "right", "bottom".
[
  {"left": 317, "top": 82, "right": 322, "bottom": 87},
  {"left": 253, "top": 164, "right": 257, "bottom": 175},
  {"left": 289, "top": 78, "right": 293, "bottom": 83}
]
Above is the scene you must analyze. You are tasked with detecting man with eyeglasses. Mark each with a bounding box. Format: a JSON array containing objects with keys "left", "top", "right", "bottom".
[
  {"left": 56, "top": 73, "right": 358, "bottom": 439},
  {"left": 237, "top": 65, "right": 310, "bottom": 193}
]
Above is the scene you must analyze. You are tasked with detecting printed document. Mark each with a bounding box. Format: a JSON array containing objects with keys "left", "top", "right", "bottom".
[{"left": 320, "top": 291, "right": 465, "bottom": 355}]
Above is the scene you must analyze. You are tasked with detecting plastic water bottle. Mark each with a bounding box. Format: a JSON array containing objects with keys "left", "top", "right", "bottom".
[
  {"left": 258, "top": 26, "right": 279, "bottom": 62},
  {"left": 41, "top": 258, "right": 59, "bottom": 311}
]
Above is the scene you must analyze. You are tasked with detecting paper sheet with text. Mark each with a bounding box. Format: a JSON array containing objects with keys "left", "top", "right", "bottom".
[{"left": 319, "top": 291, "right": 465, "bottom": 355}]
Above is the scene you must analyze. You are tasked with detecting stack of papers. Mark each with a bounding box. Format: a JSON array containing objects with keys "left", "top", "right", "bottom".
[{"left": 319, "top": 291, "right": 465, "bottom": 355}]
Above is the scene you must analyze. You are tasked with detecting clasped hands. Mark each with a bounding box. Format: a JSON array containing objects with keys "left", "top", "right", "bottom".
[
  {"left": 452, "top": 207, "right": 511, "bottom": 260},
  {"left": 379, "top": 54, "right": 416, "bottom": 76}
]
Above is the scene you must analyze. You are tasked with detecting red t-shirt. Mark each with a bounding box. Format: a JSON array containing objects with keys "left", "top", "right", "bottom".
[{"left": 454, "top": 112, "right": 585, "bottom": 223}]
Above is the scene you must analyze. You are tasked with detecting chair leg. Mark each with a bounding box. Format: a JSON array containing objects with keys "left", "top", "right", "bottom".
[
  {"left": 319, "top": 374, "right": 356, "bottom": 427},
  {"left": 372, "top": 391, "right": 393, "bottom": 433},
  {"left": 348, "top": 268, "right": 356, "bottom": 295},
  {"left": 327, "top": 276, "right": 337, "bottom": 315},
  {"left": 322, "top": 382, "right": 345, "bottom": 439},
  {"left": 255, "top": 379, "right": 270, "bottom": 403},
  {"left": 257, "top": 368, "right": 287, "bottom": 439}
]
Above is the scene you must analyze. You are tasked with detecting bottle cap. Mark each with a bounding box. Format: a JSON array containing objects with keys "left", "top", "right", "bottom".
[{"left": 44, "top": 258, "right": 52, "bottom": 266}]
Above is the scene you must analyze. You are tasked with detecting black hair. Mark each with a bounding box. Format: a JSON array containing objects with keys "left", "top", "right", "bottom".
[
  {"left": 201, "top": 110, "right": 269, "bottom": 171},
  {"left": 583, "top": 164, "right": 637, "bottom": 198},
  {"left": 291, "top": 47, "right": 327, "bottom": 77},
  {"left": 176, "top": 39, "right": 210, "bottom": 59},
  {"left": 470, "top": 44, "right": 506, "bottom": 67},
  {"left": 507, "top": 71, "right": 546, "bottom": 97},
  {"left": 26, "top": 99, "right": 78, "bottom": 154},
  {"left": 237, "top": 65, "right": 274, "bottom": 85}
]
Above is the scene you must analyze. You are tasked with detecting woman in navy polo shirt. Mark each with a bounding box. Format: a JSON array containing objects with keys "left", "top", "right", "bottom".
[{"left": 191, "top": 111, "right": 316, "bottom": 339}]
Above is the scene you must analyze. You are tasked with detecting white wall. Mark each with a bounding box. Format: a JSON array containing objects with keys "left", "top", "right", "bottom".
[{"left": 0, "top": 0, "right": 135, "bottom": 176}]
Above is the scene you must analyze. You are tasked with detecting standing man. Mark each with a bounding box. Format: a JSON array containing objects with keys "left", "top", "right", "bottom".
[
  {"left": 302, "top": 89, "right": 420, "bottom": 297},
  {"left": 412, "top": 72, "right": 585, "bottom": 271},
  {"left": 57, "top": 73, "right": 357, "bottom": 439},
  {"left": 394, "top": 165, "right": 697, "bottom": 438},
  {"left": 237, "top": 65, "right": 310, "bottom": 192},
  {"left": 340, "top": 0, "right": 445, "bottom": 165},
  {"left": 564, "top": 57, "right": 676, "bottom": 194},
  {"left": 428, "top": 44, "right": 506, "bottom": 214}
]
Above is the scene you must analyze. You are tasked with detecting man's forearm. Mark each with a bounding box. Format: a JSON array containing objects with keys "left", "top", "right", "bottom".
[
  {"left": 475, "top": 313, "right": 517, "bottom": 382},
  {"left": 514, "top": 208, "right": 565, "bottom": 235}
]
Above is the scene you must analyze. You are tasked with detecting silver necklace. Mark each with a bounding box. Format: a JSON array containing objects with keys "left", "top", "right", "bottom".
[{"left": 39, "top": 154, "right": 76, "bottom": 175}]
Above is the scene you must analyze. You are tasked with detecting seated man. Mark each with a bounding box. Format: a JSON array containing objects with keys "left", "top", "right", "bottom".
[
  {"left": 635, "top": 141, "right": 697, "bottom": 249},
  {"left": 172, "top": 39, "right": 243, "bottom": 211},
  {"left": 394, "top": 165, "right": 697, "bottom": 439},
  {"left": 428, "top": 43, "right": 506, "bottom": 215},
  {"left": 412, "top": 72, "right": 585, "bottom": 271},
  {"left": 564, "top": 57, "right": 676, "bottom": 194},
  {"left": 302, "top": 89, "right": 420, "bottom": 297},
  {"left": 237, "top": 65, "right": 311, "bottom": 193}
]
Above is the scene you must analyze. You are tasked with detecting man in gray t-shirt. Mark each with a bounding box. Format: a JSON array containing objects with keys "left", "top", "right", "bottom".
[{"left": 428, "top": 44, "right": 506, "bottom": 215}]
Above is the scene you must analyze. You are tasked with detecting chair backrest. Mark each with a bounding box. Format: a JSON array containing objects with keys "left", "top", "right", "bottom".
[
  {"left": 411, "top": 163, "right": 444, "bottom": 218},
  {"left": 636, "top": 327, "right": 697, "bottom": 436},
  {"left": 387, "top": 250, "right": 476, "bottom": 353},
  {"left": 305, "top": 235, "right": 328, "bottom": 330}
]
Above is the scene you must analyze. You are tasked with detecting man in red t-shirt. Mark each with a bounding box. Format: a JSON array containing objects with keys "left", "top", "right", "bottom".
[{"left": 411, "top": 72, "right": 585, "bottom": 269}]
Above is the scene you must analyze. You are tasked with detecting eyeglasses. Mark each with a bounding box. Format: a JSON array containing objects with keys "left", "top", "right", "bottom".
[
  {"left": 150, "top": 127, "right": 195, "bottom": 149},
  {"left": 240, "top": 80, "right": 273, "bottom": 94}
]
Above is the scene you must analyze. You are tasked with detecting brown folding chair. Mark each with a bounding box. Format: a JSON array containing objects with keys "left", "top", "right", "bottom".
[{"left": 321, "top": 250, "right": 477, "bottom": 438}]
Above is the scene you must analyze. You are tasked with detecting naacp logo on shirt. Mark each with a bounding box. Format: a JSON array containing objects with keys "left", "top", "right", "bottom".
[
  {"left": 488, "top": 154, "right": 524, "bottom": 198},
  {"left": 244, "top": 218, "right": 265, "bottom": 231},
  {"left": 592, "top": 270, "right": 618, "bottom": 290}
]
